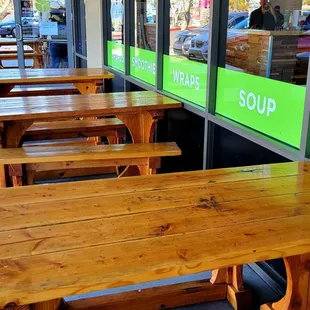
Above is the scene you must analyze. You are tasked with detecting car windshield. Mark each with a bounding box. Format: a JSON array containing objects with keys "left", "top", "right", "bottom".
[
  {"left": 231, "top": 18, "right": 249, "bottom": 30},
  {"left": 1, "top": 16, "right": 14, "bottom": 23}
]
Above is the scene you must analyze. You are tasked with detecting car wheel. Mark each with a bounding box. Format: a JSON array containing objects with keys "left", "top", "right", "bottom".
[
  {"left": 11, "top": 28, "right": 16, "bottom": 38},
  {"left": 0, "top": 35, "right": 6, "bottom": 38}
]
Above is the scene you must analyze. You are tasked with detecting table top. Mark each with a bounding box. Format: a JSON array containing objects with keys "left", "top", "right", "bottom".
[
  {"left": 0, "top": 161, "right": 310, "bottom": 306},
  {"left": 0, "top": 68, "right": 115, "bottom": 85},
  {"left": 0, "top": 91, "right": 182, "bottom": 122}
]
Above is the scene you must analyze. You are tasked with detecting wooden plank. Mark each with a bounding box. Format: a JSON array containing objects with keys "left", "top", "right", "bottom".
[
  {"left": 1, "top": 192, "right": 310, "bottom": 259},
  {"left": 0, "top": 92, "right": 181, "bottom": 122},
  {"left": 24, "top": 139, "right": 97, "bottom": 148},
  {"left": 8, "top": 87, "right": 79, "bottom": 97},
  {"left": 0, "top": 143, "right": 181, "bottom": 165},
  {"left": 1, "top": 174, "right": 310, "bottom": 231},
  {"left": 0, "top": 54, "right": 41, "bottom": 60},
  {"left": 25, "top": 119, "right": 125, "bottom": 136},
  {"left": 31, "top": 299, "right": 63, "bottom": 310},
  {"left": 0, "top": 162, "right": 308, "bottom": 207},
  {"left": 0, "top": 69, "right": 115, "bottom": 84},
  {"left": 33, "top": 167, "right": 117, "bottom": 181},
  {"left": 1, "top": 214, "right": 310, "bottom": 307},
  {"left": 66, "top": 280, "right": 226, "bottom": 310},
  {"left": 26, "top": 158, "right": 148, "bottom": 172}
]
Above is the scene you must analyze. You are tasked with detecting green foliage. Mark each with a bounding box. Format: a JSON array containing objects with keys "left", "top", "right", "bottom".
[
  {"left": 36, "top": 0, "right": 51, "bottom": 12},
  {"left": 229, "top": 0, "right": 249, "bottom": 11}
]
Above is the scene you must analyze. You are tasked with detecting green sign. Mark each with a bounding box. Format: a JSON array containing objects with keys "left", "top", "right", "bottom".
[
  {"left": 35, "top": 0, "right": 50, "bottom": 11},
  {"left": 216, "top": 68, "right": 305, "bottom": 148},
  {"left": 107, "top": 41, "right": 125, "bottom": 72},
  {"left": 130, "top": 47, "right": 156, "bottom": 86},
  {"left": 163, "top": 55, "right": 207, "bottom": 108}
]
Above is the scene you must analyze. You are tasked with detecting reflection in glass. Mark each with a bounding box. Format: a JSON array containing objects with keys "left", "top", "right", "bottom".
[
  {"left": 225, "top": 0, "right": 310, "bottom": 85},
  {"left": 111, "top": 0, "right": 124, "bottom": 43},
  {"left": 135, "top": 0, "right": 157, "bottom": 51}
]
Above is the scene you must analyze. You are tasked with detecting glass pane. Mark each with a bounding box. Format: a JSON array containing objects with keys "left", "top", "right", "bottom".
[
  {"left": 130, "top": 0, "right": 157, "bottom": 85},
  {"left": 163, "top": 0, "right": 210, "bottom": 108},
  {"left": 0, "top": 0, "right": 36, "bottom": 68},
  {"left": 74, "top": 0, "right": 87, "bottom": 57},
  {"left": 0, "top": 0, "right": 68, "bottom": 69},
  {"left": 216, "top": 0, "right": 309, "bottom": 149},
  {"left": 107, "top": 0, "right": 125, "bottom": 72},
  {"left": 111, "top": 0, "right": 124, "bottom": 43}
]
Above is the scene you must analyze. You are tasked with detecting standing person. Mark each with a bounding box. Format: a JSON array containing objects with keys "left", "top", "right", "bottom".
[
  {"left": 49, "top": 10, "right": 68, "bottom": 68},
  {"left": 249, "top": 0, "right": 276, "bottom": 30},
  {"left": 274, "top": 5, "right": 284, "bottom": 30}
]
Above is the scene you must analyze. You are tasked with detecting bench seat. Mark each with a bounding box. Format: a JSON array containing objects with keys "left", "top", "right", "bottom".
[
  {"left": 8, "top": 85, "right": 80, "bottom": 97},
  {"left": 1, "top": 142, "right": 181, "bottom": 185},
  {"left": 24, "top": 118, "right": 126, "bottom": 142},
  {"left": 23, "top": 138, "right": 97, "bottom": 148},
  {"left": 0, "top": 53, "right": 41, "bottom": 60}
]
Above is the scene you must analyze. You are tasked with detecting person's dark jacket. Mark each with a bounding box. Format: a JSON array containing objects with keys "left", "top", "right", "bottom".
[
  {"left": 275, "top": 10, "right": 284, "bottom": 28},
  {"left": 249, "top": 7, "right": 276, "bottom": 30},
  {"left": 249, "top": 7, "right": 264, "bottom": 29}
]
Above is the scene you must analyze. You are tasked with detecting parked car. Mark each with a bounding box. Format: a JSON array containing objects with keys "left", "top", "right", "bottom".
[
  {"left": 0, "top": 13, "right": 39, "bottom": 38},
  {"left": 173, "top": 11, "right": 248, "bottom": 55},
  {"left": 187, "top": 16, "right": 249, "bottom": 62}
]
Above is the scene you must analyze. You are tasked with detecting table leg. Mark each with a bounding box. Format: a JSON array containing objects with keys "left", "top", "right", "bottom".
[
  {"left": 2, "top": 120, "right": 33, "bottom": 187},
  {"left": 211, "top": 266, "right": 252, "bottom": 310},
  {"left": 73, "top": 81, "right": 103, "bottom": 144},
  {"left": 73, "top": 81, "right": 102, "bottom": 95},
  {"left": 0, "top": 84, "right": 14, "bottom": 97},
  {"left": 261, "top": 254, "right": 310, "bottom": 310},
  {"left": 116, "top": 111, "right": 163, "bottom": 144},
  {"left": 116, "top": 110, "right": 164, "bottom": 176}
]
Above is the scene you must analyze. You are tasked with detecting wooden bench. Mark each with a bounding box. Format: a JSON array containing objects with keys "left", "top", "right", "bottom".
[
  {"left": 0, "top": 53, "right": 43, "bottom": 69},
  {"left": 23, "top": 118, "right": 126, "bottom": 144},
  {"left": 0, "top": 142, "right": 181, "bottom": 186},
  {"left": 0, "top": 68, "right": 115, "bottom": 97},
  {"left": 8, "top": 86, "right": 80, "bottom": 97},
  {"left": 0, "top": 162, "right": 309, "bottom": 310},
  {"left": 21, "top": 118, "right": 127, "bottom": 180},
  {"left": 24, "top": 139, "right": 118, "bottom": 180}
]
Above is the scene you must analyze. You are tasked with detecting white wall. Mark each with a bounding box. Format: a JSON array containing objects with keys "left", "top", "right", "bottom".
[{"left": 85, "top": 0, "right": 103, "bottom": 68}]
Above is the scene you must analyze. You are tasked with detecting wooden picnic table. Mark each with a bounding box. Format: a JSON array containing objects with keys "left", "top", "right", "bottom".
[
  {"left": 0, "top": 162, "right": 309, "bottom": 310},
  {"left": 0, "top": 68, "right": 115, "bottom": 96},
  {"left": 0, "top": 91, "right": 181, "bottom": 186},
  {"left": 0, "top": 91, "right": 181, "bottom": 148},
  {"left": 0, "top": 40, "right": 44, "bottom": 69}
]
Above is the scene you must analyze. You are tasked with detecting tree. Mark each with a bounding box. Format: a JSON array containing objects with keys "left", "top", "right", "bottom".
[
  {"left": 170, "top": 0, "right": 194, "bottom": 29},
  {"left": 0, "top": 0, "right": 13, "bottom": 21}
]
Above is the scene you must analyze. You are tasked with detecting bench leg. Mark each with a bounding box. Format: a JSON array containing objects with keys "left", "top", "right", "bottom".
[
  {"left": 9, "top": 164, "right": 23, "bottom": 187},
  {"left": 211, "top": 266, "right": 252, "bottom": 310},
  {"left": 0, "top": 84, "right": 14, "bottom": 97},
  {"left": 31, "top": 298, "right": 64, "bottom": 310},
  {"left": 26, "top": 170, "right": 35, "bottom": 186},
  {"left": 261, "top": 254, "right": 310, "bottom": 310},
  {"left": 0, "top": 165, "right": 6, "bottom": 187}
]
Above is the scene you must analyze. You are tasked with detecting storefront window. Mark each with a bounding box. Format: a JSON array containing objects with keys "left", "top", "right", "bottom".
[
  {"left": 130, "top": 0, "right": 157, "bottom": 85},
  {"left": 162, "top": 0, "right": 210, "bottom": 108},
  {"left": 215, "top": 0, "right": 309, "bottom": 149},
  {"left": 107, "top": 0, "right": 125, "bottom": 72}
]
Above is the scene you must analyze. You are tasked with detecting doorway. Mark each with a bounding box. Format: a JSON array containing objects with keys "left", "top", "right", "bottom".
[{"left": 0, "top": 0, "right": 74, "bottom": 69}]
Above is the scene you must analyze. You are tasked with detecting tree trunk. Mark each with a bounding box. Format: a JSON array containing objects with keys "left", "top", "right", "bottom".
[{"left": 0, "top": 0, "right": 13, "bottom": 22}]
